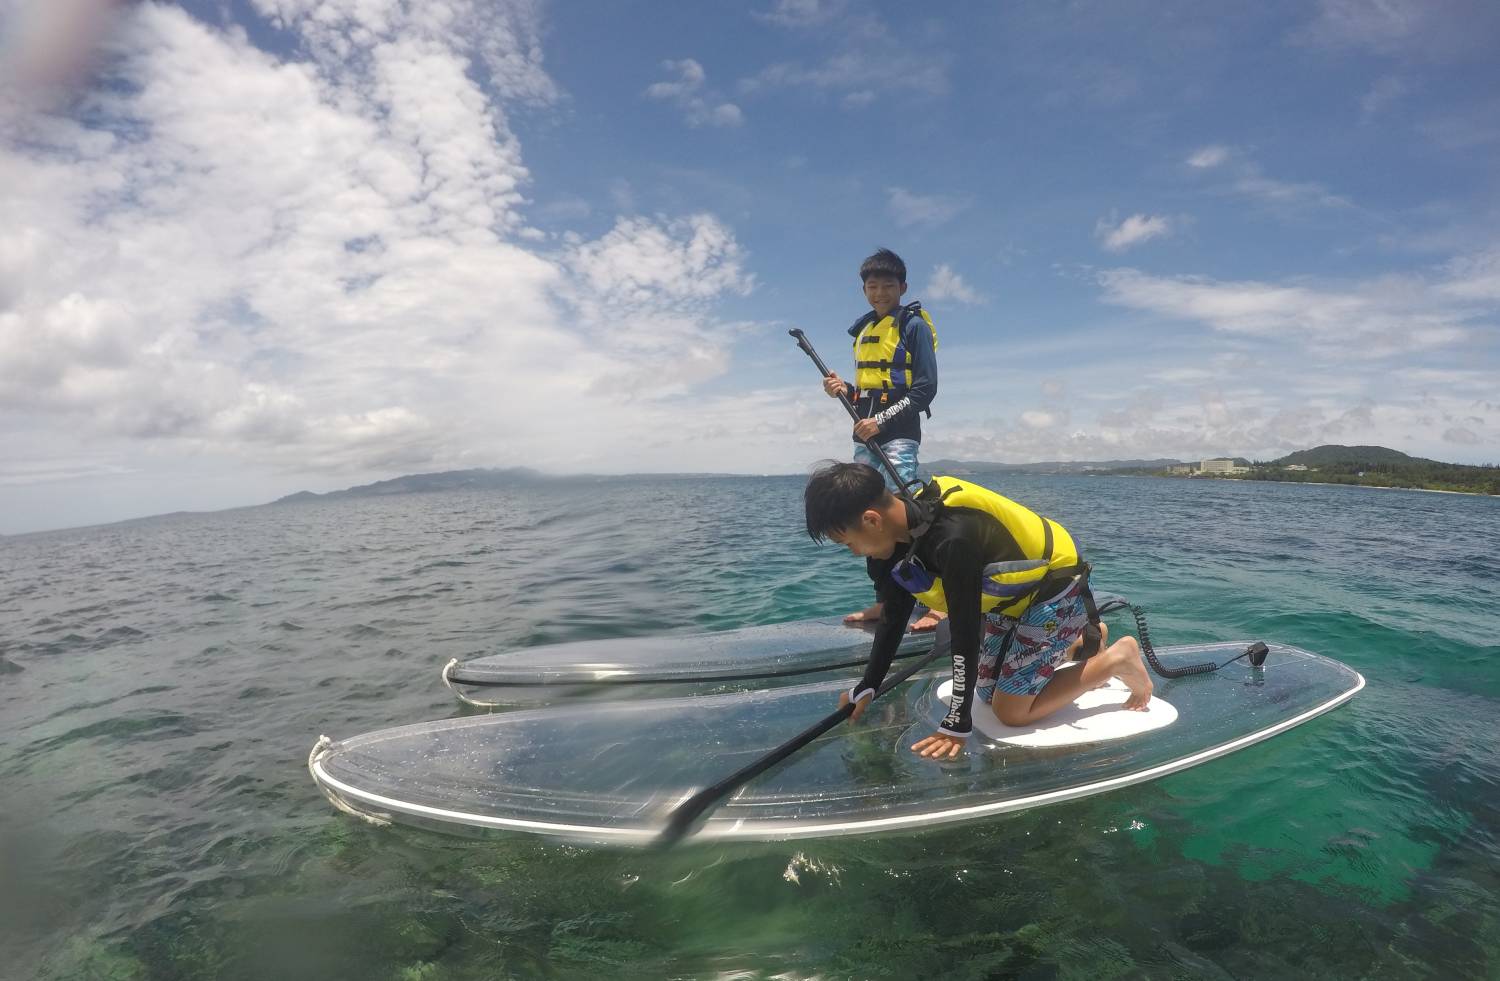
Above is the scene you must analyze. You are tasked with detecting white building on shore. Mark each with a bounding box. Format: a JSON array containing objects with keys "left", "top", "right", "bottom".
[{"left": 1199, "top": 458, "right": 1249, "bottom": 474}]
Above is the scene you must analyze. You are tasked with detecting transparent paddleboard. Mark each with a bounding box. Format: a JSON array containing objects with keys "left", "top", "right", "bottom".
[
  {"left": 443, "top": 593, "right": 1131, "bottom": 703},
  {"left": 315, "top": 642, "right": 1364, "bottom": 845}
]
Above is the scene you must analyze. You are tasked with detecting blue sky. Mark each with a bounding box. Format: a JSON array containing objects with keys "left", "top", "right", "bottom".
[{"left": 2, "top": 0, "right": 1498, "bottom": 533}]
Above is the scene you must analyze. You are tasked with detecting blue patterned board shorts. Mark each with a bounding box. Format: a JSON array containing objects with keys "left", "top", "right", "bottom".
[
  {"left": 853, "top": 438, "right": 921, "bottom": 493},
  {"left": 977, "top": 577, "right": 1090, "bottom": 701}
]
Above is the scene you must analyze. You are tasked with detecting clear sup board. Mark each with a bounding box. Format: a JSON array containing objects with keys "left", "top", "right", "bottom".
[
  {"left": 313, "top": 642, "right": 1364, "bottom": 845},
  {"left": 442, "top": 593, "right": 1132, "bottom": 705}
]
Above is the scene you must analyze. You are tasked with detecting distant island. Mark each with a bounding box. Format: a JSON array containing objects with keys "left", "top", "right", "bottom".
[
  {"left": 273, "top": 445, "right": 1497, "bottom": 504},
  {"left": 274, "top": 467, "right": 547, "bottom": 503},
  {"left": 1095, "top": 444, "right": 1499, "bottom": 497},
  {"left": 271, "top": 466, "right": 760, "bottom": 503}
]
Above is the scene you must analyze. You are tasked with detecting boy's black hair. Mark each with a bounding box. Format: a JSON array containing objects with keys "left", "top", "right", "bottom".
[
  {"left": 805, "top": 462, "right": 892, "bottom": 542},
  {"left": 859, "top": 247, "right": 906, "bottom": 285}
]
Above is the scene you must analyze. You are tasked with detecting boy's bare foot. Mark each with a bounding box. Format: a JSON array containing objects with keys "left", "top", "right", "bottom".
[
  {"left": 844, "top": 603, "right": 882, "bottom": 624},
  {"left": 909, "top": 609, "right": 947, "bottom": 633},
  {"left": 1107, "top": 639, "right": 1153, "bottom": 710}
]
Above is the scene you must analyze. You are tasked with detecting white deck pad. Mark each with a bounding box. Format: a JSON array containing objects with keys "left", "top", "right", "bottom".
[{"left": 936, "top": 678, "right": 1178, "bottom": 747}]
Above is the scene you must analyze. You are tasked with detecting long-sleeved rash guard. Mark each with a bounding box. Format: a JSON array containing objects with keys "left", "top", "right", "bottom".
[{"left": 853, "top": 498, "right": 1034, "bottom": 737}]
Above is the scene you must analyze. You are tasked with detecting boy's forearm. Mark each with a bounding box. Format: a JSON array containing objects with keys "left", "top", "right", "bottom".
[
  {"left": 936, "top": 546, "right": 982, "bottom": 737},
  {"left": 854, "top": 580, "right": 916, "bottom": 695}
]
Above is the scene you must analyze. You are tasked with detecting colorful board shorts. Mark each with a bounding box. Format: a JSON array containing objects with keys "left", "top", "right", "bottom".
[
  {"left": 977, "top": 577, "right": 1090, "bottom": 701},
  {"left": 853, "top": 438, "right": 920, "bottom": 493}
]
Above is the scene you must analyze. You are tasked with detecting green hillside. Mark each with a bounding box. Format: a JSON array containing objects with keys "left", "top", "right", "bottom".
[
  {"left": 1272, "top": 445, "right": 1422, "bottom": 467},
  {"left": 1257, "top": 445, "right": 1497, "bottom": 495}
]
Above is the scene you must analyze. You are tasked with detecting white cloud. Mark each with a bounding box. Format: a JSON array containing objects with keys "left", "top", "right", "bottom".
[
  {"left": 644, "top": 58, "right": 743, "bottom": 128},
  {"left": 927, "top": 359, "right": 1500, "bottom": 467},
  {"left": 0, "top": 3, "right": 757, "bottom": 505},
  {"left": 754, "top": 0, "right": 846, "bottom": 29},
  {"left": 1437, "top": 249, "right": 1500, "bottom": 300},
  {"left": 1098, "top": 256, "right": 1499, "bottom": 359},
  {"left": 1230, "top": 172, "right": 1352, "bottom": 210},
  {"left": 251, "top": 0, "right": 560, "bottom": 104},
  {"left": 645, "top": 58, "right": 704, "bottom": 97},
  {"left": 887, "top": 187, "right": 968, "bottom": 228},
  {"left": 1184, "top": 146, "right": 1352, "bottom": 212},
  {"left": 739, "top": 33, "right": 949, "bottom": 103},
  {"left": 1187, "top": 145, "right": 1230, "bottom": 168},
  {"left": 925, "top": 264, "right": 983, "bottom": 305},
  {"left": 1095, "top": 213, "right": 1174, "bottom": 252},
  {"left": 1291, "top": 0, "right": 1500, "bottom": 62}
]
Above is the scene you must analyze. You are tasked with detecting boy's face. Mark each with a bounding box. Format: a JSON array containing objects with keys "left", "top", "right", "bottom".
[
  {"left": 862, "top": 275, "right": 906, "bottom": 318},
  {"left": 829, "top": 508, "right": 900, "bottom": 559}
]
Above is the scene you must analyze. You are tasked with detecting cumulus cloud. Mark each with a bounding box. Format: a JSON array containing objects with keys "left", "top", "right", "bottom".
[
  {"left": 887, "top": 187, "right": 968, "bottom": 228},
  {"left": 0, "top": 2, "right": 755, "bottom": 492},
  {"left": 644, "top": 58, "right": 744, "bottom": 127},
  {"left": 1095, "top": 213, "right": 1174, "bottom": 252},
  {"left": 925, "top": 264, "right": 983, "bottom": 304}
]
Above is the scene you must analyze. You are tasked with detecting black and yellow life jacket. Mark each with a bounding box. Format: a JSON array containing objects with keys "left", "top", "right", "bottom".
[
  {"left": 891, "top": 476, "right": 1085, "bottom": 618},
  {"left": 851, "top": 301, "right": 937, "bottom": 395}
]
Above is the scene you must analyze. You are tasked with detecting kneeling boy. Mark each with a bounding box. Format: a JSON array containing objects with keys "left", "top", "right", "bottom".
[{"left": 804, "top": 462, "right": 1152, "bottom": 759}]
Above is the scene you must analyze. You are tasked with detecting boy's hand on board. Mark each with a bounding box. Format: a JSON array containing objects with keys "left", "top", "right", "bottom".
[
  {"left": 839, "top": 687, "right": 873, "bottom": 722},
  {"left": 911, "top": 732, "right": 965, "bottom": 759}
]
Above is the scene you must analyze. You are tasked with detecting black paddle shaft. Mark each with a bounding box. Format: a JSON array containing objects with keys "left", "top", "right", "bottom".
[
  {"left": 788, "top": 328, "right": 919, "bottom": 501},
  {"left": 657, "top": 624, "right": 952, "bottom": 847}
]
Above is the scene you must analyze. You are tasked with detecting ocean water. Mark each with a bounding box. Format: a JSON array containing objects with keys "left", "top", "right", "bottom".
[{"left": 2, "top": 474, "right": 1498, "bottom": 980}]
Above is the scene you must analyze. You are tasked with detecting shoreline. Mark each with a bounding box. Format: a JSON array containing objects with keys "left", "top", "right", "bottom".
[{"left": 1151, "top": 474, "right": 1496, "bottom": 498}]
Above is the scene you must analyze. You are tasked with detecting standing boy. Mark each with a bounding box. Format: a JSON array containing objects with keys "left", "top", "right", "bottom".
[
  {"left": 804, "top": 462, "right": 1153, "bottom": 759},
  {"left": 819, "top": 248, "right": 943, "bottom": 631}
]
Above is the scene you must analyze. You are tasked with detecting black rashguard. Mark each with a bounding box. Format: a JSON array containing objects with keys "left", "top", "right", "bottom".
[{"left": 853, "top": 500, "right": 1033, "bottom": 737}]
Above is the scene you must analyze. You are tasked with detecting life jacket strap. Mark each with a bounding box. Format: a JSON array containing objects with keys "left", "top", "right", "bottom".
[{"left": 1075, "top": 566, "right": 1103, "bottom": 661}]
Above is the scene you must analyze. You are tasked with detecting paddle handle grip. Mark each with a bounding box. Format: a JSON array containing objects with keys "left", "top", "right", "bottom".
[{"left": 789, "top": 328, "right": 862, "bottom": 425}]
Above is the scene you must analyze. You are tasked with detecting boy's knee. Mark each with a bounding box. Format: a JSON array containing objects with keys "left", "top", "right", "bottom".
[
  {"left": 992, "top": 700, "right": 1030, "bottom": 727},
  {"left": 1115, "top": 635, "right": 1140, "bottom": 656}
]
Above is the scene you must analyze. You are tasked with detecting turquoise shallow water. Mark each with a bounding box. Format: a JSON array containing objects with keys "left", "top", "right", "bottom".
[{"left": 2, "top": 474, "right": 1498, "bottom": 980}]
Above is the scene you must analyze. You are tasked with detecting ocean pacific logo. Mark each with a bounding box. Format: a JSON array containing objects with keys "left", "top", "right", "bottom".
[{"left": 943, "top": 653, "right": 967, "bottom": 729}]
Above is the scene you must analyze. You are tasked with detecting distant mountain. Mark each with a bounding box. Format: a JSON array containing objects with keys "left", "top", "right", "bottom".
[
  {"left": 925, "top": 457, "right": 1186, "bottom": 474},
  {"left": 269, "top": 445, "right": 1489, "bottom": 507},
  {"left": 270, "top": 466, "right": 763, "bottom": 504},
  {"left": 273, "top": 467, "right": 546, "bottom": 503},
  {"left": 1270, "top": 444, "right": 1422, "bottom": 467}
]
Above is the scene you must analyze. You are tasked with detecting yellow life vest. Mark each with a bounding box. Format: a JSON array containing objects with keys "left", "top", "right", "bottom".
[
  {"left": 852, "top": 302, "right": 937, "bottom": 393},
  {"left": 891, "top": 477, "right": 1083, "bottom": 618}
]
